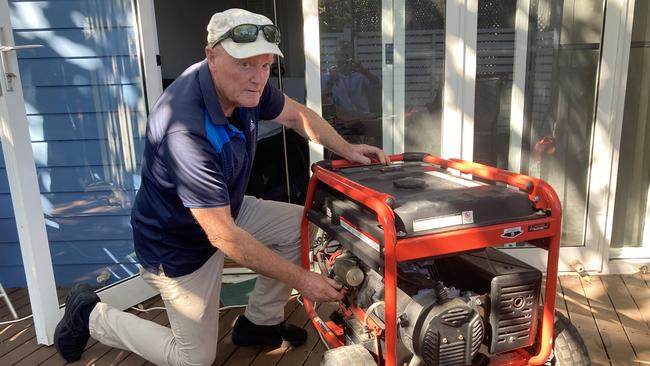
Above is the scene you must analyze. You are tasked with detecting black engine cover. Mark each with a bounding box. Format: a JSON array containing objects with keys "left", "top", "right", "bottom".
[{"left": 432, "top": 247, "right": 541, "bottom": 353}]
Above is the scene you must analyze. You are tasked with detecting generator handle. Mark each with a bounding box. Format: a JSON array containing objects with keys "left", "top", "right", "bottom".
[
  {"left": 311, "top": 153, "right": 417, "bottom": 171},
  {"left": 314, "top": 153, "right": 555, "bottom": 212}
]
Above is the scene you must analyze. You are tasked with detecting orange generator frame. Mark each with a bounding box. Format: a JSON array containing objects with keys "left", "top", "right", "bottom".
[{"left": 300, "top": 153, "right": 562, "bottom": 366}]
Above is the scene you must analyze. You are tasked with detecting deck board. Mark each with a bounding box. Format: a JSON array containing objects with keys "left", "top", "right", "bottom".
[
  {"left": 580, "top": 276, "right": 639, "bottom": 365},
  {"left": 600, "top": 275, "right": 648, "bottom": 331},
  {"left": 1, "top": 275, "right": 649, "bottom": 365},
  {"left": 622, "top": 274, "right": 650, "bottom": 330},
  {"left": 559, "top": 276, "right": 611, "bottom": 366}
]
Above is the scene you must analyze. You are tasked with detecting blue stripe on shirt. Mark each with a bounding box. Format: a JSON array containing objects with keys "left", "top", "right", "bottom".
[{"left": 204, "top": 110, "right": 244, "bottom": 153}]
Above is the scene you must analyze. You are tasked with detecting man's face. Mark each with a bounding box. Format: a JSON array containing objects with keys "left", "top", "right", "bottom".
[
  {"left": 335, "top": 42, "right": 354, "bottom": 74},
  {"left": 206, "top": 45, "right": 274, "bottom": 115}
]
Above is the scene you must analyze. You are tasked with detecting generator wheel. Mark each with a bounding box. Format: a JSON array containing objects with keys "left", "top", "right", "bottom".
[
  {"left": 321, "top": 344, "right": 375, "bottom": 366},
  {"left": 546, "top": 311, "right": 590, "bottom": 366}
]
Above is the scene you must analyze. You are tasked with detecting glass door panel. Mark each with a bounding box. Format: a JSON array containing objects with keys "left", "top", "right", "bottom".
[
  {"left": 611, "top": 0, "right": 650, "bottom": 253},
  {"left": 6, "top": 0, "right": 146, "bottom": 291},
  {"left": 521, "top": 0, "right": 604, "bottom": 246},
  {"left": 473, "top": 0, "right": 516, "bottom": 169},
  {"left": 403, "top": 0, "right": 445, "bottom": 155},
  {"left": 319, "top": 0, "right": 383, "bottom": 156}
]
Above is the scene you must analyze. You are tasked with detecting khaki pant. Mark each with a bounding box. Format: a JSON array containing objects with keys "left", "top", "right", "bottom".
[{"left": 89, "top": 196, "right": 303, "bottom": 366}]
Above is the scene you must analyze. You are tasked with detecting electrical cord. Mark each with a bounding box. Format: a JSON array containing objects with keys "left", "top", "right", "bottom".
[
  {"left": 0, "top": 313, "right": 33, "bottom": 326},
  {"left": 1, "top": 300, "right": 263, "bottom": 326},
  {"left": 317, "top": 323, "right": 331, "bottom": 350},
  {"left": 129, "top": 302, "right": 257, "bottom": 314},
  {"left": 129, "top": 294, "right": 302, "bottom": 314},
  {"left": 363, "top": 300, "right": 385, "bottom": 328}
]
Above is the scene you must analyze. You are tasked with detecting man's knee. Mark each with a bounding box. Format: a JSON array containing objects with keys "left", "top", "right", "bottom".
[
  {"left": 279, "top": 203, "right": 303, "bottom": 246},
  {"left": 176, "top": 347, "right": 216, "bottom": 366}
]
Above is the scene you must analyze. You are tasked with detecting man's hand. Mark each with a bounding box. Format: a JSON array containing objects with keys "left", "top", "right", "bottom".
[
  {"left": 274, "top": 97, "right": 389, "bottom": 166},
  {"left": 344, "top": 143, "right": 390, "bottom": 165},
  {"left": 297, "top": 272, "right": 345, "bottom": 303},
  {"left": 192, "top": 207, "right": 343, "bottom": 303}
]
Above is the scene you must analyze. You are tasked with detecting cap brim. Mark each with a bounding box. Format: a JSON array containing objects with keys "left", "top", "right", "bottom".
[{"left": 221, "top": 39, "right": 283, "bottom": 59}]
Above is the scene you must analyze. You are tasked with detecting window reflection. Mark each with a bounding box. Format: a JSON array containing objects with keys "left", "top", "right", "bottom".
[
  {"left": 319, "top": 0, "right": 383, "bottom": 154},
  {"left": 403, "top": 0, "right": 445, "bottom": 155},
  {"left": 522, "top": 0, "right": 604, "bottom": 245},
  {"left": 473, "top": 0, "right": 516, "bottom": 169},
  {"left": 322, "top": 41, "right": 380, "bottom": 121}
]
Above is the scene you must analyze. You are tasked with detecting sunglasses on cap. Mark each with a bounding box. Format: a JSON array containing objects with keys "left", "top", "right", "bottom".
[{"left": 211, "top": 24, "right": 281, "bottom": 48}]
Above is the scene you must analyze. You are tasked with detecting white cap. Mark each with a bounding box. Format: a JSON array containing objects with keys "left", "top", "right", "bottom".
[{"left": 207, "top": 8, "right": 283, "bottom": 59}]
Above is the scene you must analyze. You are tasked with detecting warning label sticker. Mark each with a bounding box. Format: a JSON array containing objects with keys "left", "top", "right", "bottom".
[
  {"left": 340, "top": 217, "right": 380, "bottom": 252},
  {"left": 461, "top": 211, "right": 474, "bottom": 224}
]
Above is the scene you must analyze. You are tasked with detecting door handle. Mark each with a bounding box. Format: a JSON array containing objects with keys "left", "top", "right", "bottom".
[
  {"left": 0, "top": 44, "right": 42, "bottom": 92},
  {"left": 0, "top": 44, "right": 43, "bottom": 52}
]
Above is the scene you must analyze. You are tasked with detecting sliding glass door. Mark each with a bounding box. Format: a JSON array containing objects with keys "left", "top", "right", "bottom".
[
  {"left": 1, "top": 0, "right": 157, "bottom": 344},
  {"left": 610, "top": 0, "right": 650, "bottom": 260}
]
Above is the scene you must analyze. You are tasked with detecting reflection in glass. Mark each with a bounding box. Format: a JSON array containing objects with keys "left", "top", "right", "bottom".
[
  {"left": 473, "top": 1, "right": 516, "bottom": 169},
  {"left": 319, "top": 0, "right": 383, "bottom": 155},
  {"left": 522, "top": 0, "right": 604, "bottom": 246},
  {"left": 7, "top": 0, "right": 146, "bottom": 286},
  {"left": 403, "top": 0, "right": 445, "bottom": 155},
  {"left": 611, "top": 0, "right": 650, "bottom": 249}
]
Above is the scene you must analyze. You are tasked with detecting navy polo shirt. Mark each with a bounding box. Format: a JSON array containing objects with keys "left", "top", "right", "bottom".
[{"left": 131, "top": 59, "right": 285, "bottom": 277}]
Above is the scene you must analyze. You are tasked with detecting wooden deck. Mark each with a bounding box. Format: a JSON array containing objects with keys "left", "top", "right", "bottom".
[{"left": 1, "top": 274, "right": 649, "bottom": 365}]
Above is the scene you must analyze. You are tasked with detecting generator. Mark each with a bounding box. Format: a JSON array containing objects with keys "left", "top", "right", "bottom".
[{"left": 299, "top": 153, "right": 589, "bottom": 366}]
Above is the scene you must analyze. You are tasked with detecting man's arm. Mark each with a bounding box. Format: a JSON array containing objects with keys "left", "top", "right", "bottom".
[
  {"left": 190, "top": 206, "right": 344, "bottom": 303},
  {"left": 274, "top": 96, "right": 389, "bottom": 165},
  {"left": 352, "top": 60, "right": 380, "bottom": 85}
]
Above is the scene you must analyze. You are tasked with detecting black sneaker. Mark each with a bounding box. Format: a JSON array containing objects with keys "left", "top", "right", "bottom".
[
  {"left": 54, "top": 284, "right": 100, "bottom": 362},
  {"left": 232, "top": 314, "right": 307, "bottom": 347}
]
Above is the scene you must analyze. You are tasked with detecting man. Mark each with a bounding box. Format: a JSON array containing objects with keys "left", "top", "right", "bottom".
[
  {"left": 322, "top": 40, "right": 381, "bottom": 121},
  {"left": 53, "top": 8, "right": 388, "bottom": 366}
]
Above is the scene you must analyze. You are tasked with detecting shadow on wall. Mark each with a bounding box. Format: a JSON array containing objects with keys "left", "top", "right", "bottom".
[{"left": 1, "top": 0, "right": 146, "bottom": 287}]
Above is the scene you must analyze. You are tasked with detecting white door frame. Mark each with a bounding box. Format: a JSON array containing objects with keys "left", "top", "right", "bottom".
[
  {"left": 443, "top": 0, "right": 477, "bottom": 161},
  {"left": 577, "top": 0, "right": 633, "bottom": 272},
  {"left": 383, "top": 0, "right": 398, "bottom": 154},
  {"left": 0, "top": 0, "right": 59, "bottom": 344},
  {"left": 507, "top": 0, "right": 530, "bottom": 173},
  {"left": 136, "top": 0, "right": 164, "bottom": 110},
  {"left": 599, "top": 0, "right": 650, "bottom": 272},
  {"left": 302, "top": 0, "right": 325, "bottom": 165}
]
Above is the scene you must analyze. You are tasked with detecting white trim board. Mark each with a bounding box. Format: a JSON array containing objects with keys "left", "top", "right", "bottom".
[
  {"left": 443, "top": 0, "right": 477, "bottom": 160},
  {"left": 135, "top": 0, "right": 163, "bottom": 111},
  {"left": 96, "top": 275, "right": 158, "bottom": 311},
  {"left": 384, "top": 0, "right": 401, "bottom": 154},
  {"left": 302, "top": 0, "right": 324, "bottom": 166},
  {"left": 0, "top": 2, "right": 60, "bottom": 345},
  {"left": 593, "top": 0, "right": 636, "bottom": 268},
  {"left": 508, "top": 0, "right": 530, "bottom": 173}
]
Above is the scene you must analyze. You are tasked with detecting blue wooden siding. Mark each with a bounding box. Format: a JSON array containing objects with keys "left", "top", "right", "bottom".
[{"left": 0, "top": 0, "right": 146, "bottom": 287}]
